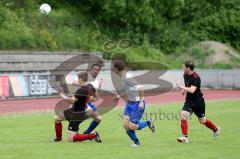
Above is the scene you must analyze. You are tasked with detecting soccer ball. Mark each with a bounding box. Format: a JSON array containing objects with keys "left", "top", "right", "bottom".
[{"left": 39, "top": 3, "right": 51, "bottom": 15}]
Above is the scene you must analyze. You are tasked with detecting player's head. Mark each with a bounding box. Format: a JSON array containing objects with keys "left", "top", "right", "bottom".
[
  {"left": 90, "top": 63, "right": 102, "bottom": 78},
  {"left": 183, "top": 61, "right": 194, "bottom": 74},
  {"left": 113, "top": 60, "right": 125, "bottom": 74},
  {"left": 78, "top": 72, "right": 88, "bottom": 85}
]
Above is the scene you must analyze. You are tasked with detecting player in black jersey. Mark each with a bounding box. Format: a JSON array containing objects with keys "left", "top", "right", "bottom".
[
  {"left": 72, "top": 64, "right": 103, "bottom": 135},
  {"left": 176, "top": 61, "right": 220, "bottom": 143},
  {"left": 53, "top": 72, "right": 101, "bottom": 143}
]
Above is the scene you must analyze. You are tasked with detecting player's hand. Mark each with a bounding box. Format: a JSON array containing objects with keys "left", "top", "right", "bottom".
[
  {"left": 176, "top": 81, "right": 182, "bottom": 88},
  {"left": 139, "top": 100, "right": 144, "bottom": 109},
  {"left": 57, "top": 87, "right": 63, "bottom": 94},
  {"left": 99, "top": 78, "right": 103, "bottom": 85},
  {"left": 176, "top": 82, "right": 180, "bottom": 87},
  {"left": 180, "top": 89, "right": 185, "bottom": 95},
  {"left": 113, "top": 95, "right": 120, "bottom": 102},
  {"left": 72, "top": 80, "right": 79, "bottom": 86},
  {"left": 98, "top": 78, "right": 104, "bottom": 89}
]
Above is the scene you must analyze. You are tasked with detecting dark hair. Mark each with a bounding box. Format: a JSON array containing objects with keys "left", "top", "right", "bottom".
[
  {"left": 112, "top": 53, "right": 127, "bottom": 62},
  {"left": 113, "top": 60, "right": 125, "bottom": 71},
  {"left": 91, "top": 63, "right": 102, "bottom": 69},
  {"left": 184, "top": 61, "right": 195, "bottom": 71},
  {"left": 78, "top": 72, "right": 88, "bottom": 82}
]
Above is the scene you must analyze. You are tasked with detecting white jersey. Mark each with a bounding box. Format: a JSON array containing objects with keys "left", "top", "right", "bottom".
[{"left": 87, "top": 75, "right": 103, "bottom": 89}]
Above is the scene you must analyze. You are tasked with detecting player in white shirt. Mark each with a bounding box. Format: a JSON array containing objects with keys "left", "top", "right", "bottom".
[{"left": 73, "top": 64, "right": 103, "bottom": 134}]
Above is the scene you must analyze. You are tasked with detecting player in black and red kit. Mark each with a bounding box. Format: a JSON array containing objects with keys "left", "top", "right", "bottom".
[
  {"left": 176, "top": 61, "right": 220, "bottom": 143},
  {"left": 53, "top": 72, "right": 101, "bottom": 143}
]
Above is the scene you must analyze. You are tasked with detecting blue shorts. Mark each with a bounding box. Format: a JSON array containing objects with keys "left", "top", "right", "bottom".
[
  {"left": 87, "top": 102, "right": 97, "bottom": 112},
  {"left": 124, "top": 100, "right": 145, "bottom": 124}
]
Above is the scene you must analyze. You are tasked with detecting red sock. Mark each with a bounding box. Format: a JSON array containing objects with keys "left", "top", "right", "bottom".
[
  {"left": 204, "top": 119, "right": 218, "bottom": 132},
  {"left": 181, "top": 120, "right": 188, "bottom": 137},
  {"left": 73, "top": 133, "right": 96, "bottom": 142},
  {"left": 55, "top": 122, "right": 62, "bottom": 141}
]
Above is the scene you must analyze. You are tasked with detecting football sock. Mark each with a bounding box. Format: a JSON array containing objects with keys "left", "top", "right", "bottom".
[
  {"left": 73, "top": 133, "right": 96, "bottom": 142},
  {"left": 55, "top": 122, "right": 62, "bottom": 141},
  {"left": 126, "top": 130, "right": 140, "bottom": 144},
  {"left": 204, "top": 119, "right": 218, "bottom": 132},
  {"left": 137, "top": 120, "right": 150, "bottom": 130},
  {"left": 83, "top": 120, "right": 100, "bottom": 134},
  {"left": 181, "top": 119, "right": 188, "bottom": 137}
]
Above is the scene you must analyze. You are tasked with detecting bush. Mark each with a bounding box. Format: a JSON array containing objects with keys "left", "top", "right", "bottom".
[{"left": 0, "top": 0, "right": 239, "bottom": 69}]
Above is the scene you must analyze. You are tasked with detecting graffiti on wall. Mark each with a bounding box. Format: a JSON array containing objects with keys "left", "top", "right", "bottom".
[
  {"left": 0, "top": 76, "right": 9, "bottom": 97},
  {"left": 0, "top": 74, "right": 70, "bottom": 98}
]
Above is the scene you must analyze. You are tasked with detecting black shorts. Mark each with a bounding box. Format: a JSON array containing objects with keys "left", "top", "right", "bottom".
[
  {"left": 63, "top": 108, "right": 87, "bottom": 132},
  {"left": 182, "top": 98, "right": 206, "bottom": 118},
  {"left": 67, "top": 120, "right": 82, "bottom": 132}
]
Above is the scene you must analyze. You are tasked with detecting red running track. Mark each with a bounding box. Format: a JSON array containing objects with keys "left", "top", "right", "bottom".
[{"left": 0, "top": 90, "right": 239, "bottom": 115}]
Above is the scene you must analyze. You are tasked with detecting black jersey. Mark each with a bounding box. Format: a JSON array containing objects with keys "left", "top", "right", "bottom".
[
  {"left": 72, "top": 83, "right": 96, "bottom": 111},
  {"left": 184, "top": 72, "right": 203, "bottom": 101}
]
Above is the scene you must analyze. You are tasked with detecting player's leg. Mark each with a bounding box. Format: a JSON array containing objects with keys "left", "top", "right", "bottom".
[
  {"left": 181, "top": 111, "right": 191, "bottom": 137},
  {"left": 53, "top": 112, "right": 65, "bottom": 142},
  {"left": 124, "top": 115, "right": 141, "bottom": 146},
  {"left": 67, "top": 121, "right": 101, "bottom": 143},
  {"left": 136, "top": 100, "right": 155, "bottom": 132},
  {"left": 83, "top": 103, "right": 102, "bottom": 134},
  {"left": 177, "top": 110, "right": 191, "bottom": 143},
  {"left": 177, "top": 102, "right": 192, "bottom": 143},
  {"left": 123, "top": 115, "right": 130, "bottom": 130},
  {"left": 198, "top": 117, "right": 218, "bottom": 132},
  {"left": 123, "top": 102, "right": 140, "bottom": 146},
  {"left": 126, "top": 101, "right": 150, "bottom": 146},
  {"left": 68, "top": 130, "right": 78, "bottom": 142},
  {"left": 72, "top": 132, "right": 101, "bottom": 142},
  {"left": 194, "top": 101, "right": 220, "bottom": 139},
  {"left": 198, "top": 117, "right": 220, "bottom": 140}
]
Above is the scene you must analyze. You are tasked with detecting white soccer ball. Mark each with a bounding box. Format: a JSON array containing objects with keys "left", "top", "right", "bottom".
[{"left": 39, "top": 3, "right": 51, "bottom": 15}]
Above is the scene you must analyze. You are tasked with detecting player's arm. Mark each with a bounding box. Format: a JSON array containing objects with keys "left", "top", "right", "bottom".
[
  {"left": 137, "top": 85, "right": 145, "bottom": 109},
  {"left": 180, "top": 89, "right": 186, "bottom": 95},
  {"left": 72, "top": 80, "right": 80, "bottom": 86},
  {"left": 58, "top": 88, "right": 77, "bottom": 104},
  {"left": 60, "top": 94, "right": 77, "bottom": 104},
  {"left": 96, "top": 78, "right": 103, "bottom": 95},
  {"left": 113, "top": 90, "right": 126, "bottom": 102},
  {"left": 89, "top": 92, "right": 100, "bottom": 102},
  {"left": 176, "top": 82, "right": 197, "bottom": 94}
]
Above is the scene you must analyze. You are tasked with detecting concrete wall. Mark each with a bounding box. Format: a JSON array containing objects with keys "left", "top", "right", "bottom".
[
  {"left": 0, "top": 69, "right": 239, "bottom": 99},
  {"left": 0, "top": 52, "right": 104, "bottom": 72},
  {"left": 161, "top": 69, "right": 240, "bottom": 89}
]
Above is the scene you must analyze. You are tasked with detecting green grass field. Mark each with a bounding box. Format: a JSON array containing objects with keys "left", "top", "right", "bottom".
[{"left": 0, "top": 100, "right": 240, "bottom": 159}]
